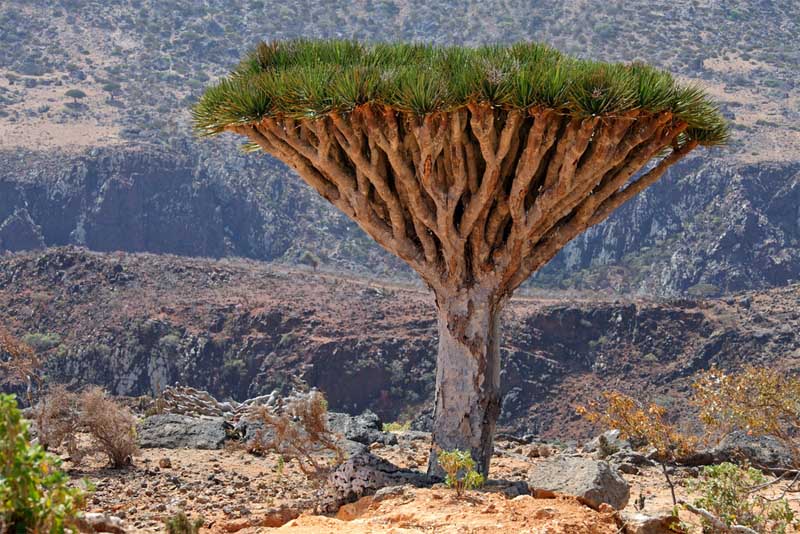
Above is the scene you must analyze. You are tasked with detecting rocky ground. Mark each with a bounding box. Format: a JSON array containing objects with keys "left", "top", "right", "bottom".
[{"left": 58, "top": 415, "right": 798, "bottom": 534}]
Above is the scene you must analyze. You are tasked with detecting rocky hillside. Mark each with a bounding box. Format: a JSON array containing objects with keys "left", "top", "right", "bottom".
[
  {"left": 1, "top": 0, "right": 799, "bottom": 296},
  {"left": 3, "top": 248, "right": 798, "bottom": 439}
]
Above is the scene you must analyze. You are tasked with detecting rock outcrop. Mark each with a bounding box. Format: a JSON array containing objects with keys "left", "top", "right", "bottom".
[{"left": 528, "top": 456, "right": 630, "bottom": 510}]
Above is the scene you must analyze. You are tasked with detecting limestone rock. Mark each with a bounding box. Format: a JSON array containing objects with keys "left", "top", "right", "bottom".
[
  {"left": 711, "top": 431, "right": 794, "bottom": 469},
  {"left": 138, "top": 414, "right": 228, "bottom": 449},
  {"left": 327, "top": 410, "right": 398, "bottom": 446},
  {"left": 325, "top": 451, "right": 431, "bottom": 510},
  {"left": 621, "top": 511, "right": 683, "bottom": 534},
  {"left": 584, "top": 429, "right": 632, "bottom": 455},
  {"left": 528, "top": 456, "right": 630, "bottom": 510},
  {"left": 76, "top": 512, "right": 126, "bottom": 533}
]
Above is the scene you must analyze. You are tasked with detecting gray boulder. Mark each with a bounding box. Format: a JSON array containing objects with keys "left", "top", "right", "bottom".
[
  {"left": 528, "top": 456, "right": 630, "bottom": 510},
  {"left": 138, "top": 414, "right": 229, "bottom": 449},
  {"left": 327, "top": 410, "right": 398, "bottom": 446},
  {"left": 325, "top": 450, "right": 431, "bottom": 510},
  {"left": 712, "top": 431, "right": 795, "bottom": 470},
  {"left": 584, "top": 429, "right": 632, "bottom": 455}
]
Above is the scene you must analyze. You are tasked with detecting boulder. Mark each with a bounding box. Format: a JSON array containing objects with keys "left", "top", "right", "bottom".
[
  {"left": 712, "top": 431, "right": 794, "bottom": 470},
  {"left": 75, "top": 512, "right": 126, "bottom": 533},
  {"left": 584, "top": 430, "right": 632, "bottom": 455},
  {"left": 621, "top": 511, "right": 682, "bottom": 534},
  {"left": 327, "top": 410, "right": 398, "bottom": 446},
  {"left": 138, "top": 414, "right": 228, "bottom": 449},
  {"left": 325, "top": 450, "right": 431, "bottom": 510},
  {"left": 528, "top": 456, "right": 630, "bottom": 510}
]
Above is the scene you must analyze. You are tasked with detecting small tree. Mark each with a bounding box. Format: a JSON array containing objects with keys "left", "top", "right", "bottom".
[
  {"left": 437, "top": 448, "right": 485, "bottom": 497},
  {"left": 196, "top": 39, "right": 727, "bottom": 476},
  {"left": 687, "top": 462, "right": 795, "bottom": 534},
  {"left": 102, "top": 82, "right": 121, "bottom": 101},
  {"left": 246, "top": 390, "right": 343, "bottom": 484},
  {"left": 65, "top": 88, "right": 87, "bottom": 104},
  {"left": 578, "top": 391, "right": 697, "bottom": 505},
  {"left": 693, "top": 366, "right": 800, "bottom": 466}
]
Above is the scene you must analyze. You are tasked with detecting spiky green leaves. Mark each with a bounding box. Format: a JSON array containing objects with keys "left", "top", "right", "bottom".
[{"left": 194, "top": 39, "right": 728, "bottom": 145}]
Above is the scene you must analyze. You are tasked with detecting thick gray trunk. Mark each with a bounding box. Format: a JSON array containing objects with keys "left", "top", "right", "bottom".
[{"left": 427, "top": 285, "right": 503, "bottom": 477}]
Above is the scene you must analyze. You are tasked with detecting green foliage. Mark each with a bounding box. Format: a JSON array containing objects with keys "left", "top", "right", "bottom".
[
  {"left": 194, "top": 39, "right": 728, "bottom": 146},
  {"left": 689, "top": 462, "right": 796, "bottom": 533},
  {"left": 382, "top": 421, "right": 411, "bottom": 432},
  {"left": 163, "top": 510, "right": 204, "bottom": 534},
  {"left": 437, "top": 449, "right": 485, "bottom": 497},
  {"left": 0, "top": 394, "right": 87, "bottom": 533},
  {"left": 64, "top": 89, "right": 86, "bottom": 101},
  {"left": 21, "top": 332, "right": 61, "bottom": 353}
]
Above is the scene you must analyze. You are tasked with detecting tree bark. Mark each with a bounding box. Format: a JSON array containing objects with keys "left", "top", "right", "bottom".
[{"left": 428, "top": 283, "right": 504, "bottom": 477}]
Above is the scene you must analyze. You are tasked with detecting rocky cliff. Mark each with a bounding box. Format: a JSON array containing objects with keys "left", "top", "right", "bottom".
[
  {"left": 2, "top": 147, "right": 798, "bottom": 296},
  {"left": 3, "top": 248, "right": 797, "bottom": 439}
]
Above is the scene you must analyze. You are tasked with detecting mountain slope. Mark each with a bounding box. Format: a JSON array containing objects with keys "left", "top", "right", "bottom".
[{"left": 1, "top": 0, "right": 799, "bottom": 295}]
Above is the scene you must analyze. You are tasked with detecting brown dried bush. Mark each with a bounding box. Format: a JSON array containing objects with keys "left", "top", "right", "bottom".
[
  {"left": 34, "top": 385, "right": 138, "bottom": 468},
  {"left": 34, "top": 385, "right": 82, "bottom": 460},
  {"left": 247, "top": 390, "right": 343, "bottom": 483},
  {"left": 79, "top": 386, "right": 138, "bottom": 468}
]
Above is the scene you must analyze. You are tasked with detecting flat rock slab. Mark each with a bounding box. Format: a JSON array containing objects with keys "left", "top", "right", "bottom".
[
  {"left": 528, "top": 456, "right": 630, "bottom": 510},
  {"left": 138, "top": 414, "right": 228, "bottom": 449}
]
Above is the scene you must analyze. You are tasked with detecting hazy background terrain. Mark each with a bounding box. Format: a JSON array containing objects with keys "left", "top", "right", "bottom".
[{"left": 1, "top": 0, "right": 798, "bottom": 296}]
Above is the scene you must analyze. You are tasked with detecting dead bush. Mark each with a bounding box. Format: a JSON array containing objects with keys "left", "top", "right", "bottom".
[
  {"left": 80, "top": 386, "right": 138, "bottom": 468},
  {"left": 247, "top": 390, "right": 343, "bottom": 483},
  {"left": 34, "top": 385, "right": 82, "bottom": 460},
  {"left": 33, "top": 385, "right": 138, "bottom": 468}
]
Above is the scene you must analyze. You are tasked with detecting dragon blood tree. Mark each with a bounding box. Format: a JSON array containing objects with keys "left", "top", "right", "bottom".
[{"left": 194, "top": 40, "right": 727, "bottom": 476}]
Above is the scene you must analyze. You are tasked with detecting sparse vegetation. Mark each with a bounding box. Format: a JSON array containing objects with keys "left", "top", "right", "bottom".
[
  {"left": 578, "top": 390, "right": 697, "bottom": 504},
  {"left": 686, "top": 462, "right": 795, "bottom": 534},
  {"left": 21, "top": 332, "right": 61, "bottom": 353},
  {"left": 163, "top": 511, "right": 204, "bottom": 534},
  {"left": 0, "top": 328, "right": 42, "bottom": 405},
  {"left": 437, "top": 449, "right": 485, "bottom": 497},
  {"left": 383, "top": 420, "right": 411, "bottom": 432},
  {"left": 694, "top": 366, "right": 800, "bottom": 465},
  {"left": 64, "top": 88, "right": 87, "bottom": 104},
  {"left": 0, "top": 394, "right": 87, "bottom": 533},
  {"left": 247, "top": 390, "right": 344, "bottom": 483}
]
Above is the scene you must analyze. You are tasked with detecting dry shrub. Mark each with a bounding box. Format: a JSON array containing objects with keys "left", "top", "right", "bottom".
[
  {"left": 34, "top": 386, "right": 138, "bottom": 468},
  {"left": 694, "top": 365, "right": 800, "bottom": 466},
  {"left": 578, "top": 391, "right": 697, "bottom": 505},
  {"left": 80, "top": 386, "right": 138, "bottom": 468},
  {"left": 34, "top": 385, "right": 82, "bottom": 460},
  {"left": 248, "top": 390, "right": 343, "bottom": 483}
]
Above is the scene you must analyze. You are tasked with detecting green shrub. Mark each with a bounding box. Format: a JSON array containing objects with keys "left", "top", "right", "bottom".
[
  {"left": 689, "top": 462, "right": 795, "bottom": 534},
  {"left": 21, "top": 332, "right": 61, "bottom": 353},
  {"left": 382, "top": 421, "right": 411, "bottom": 432},
  {"left": 437, "top": 449, "right": 485, "bottom": 497},
  {"left": 0, "top": 394, "right": 87, "bottom": 532},
  {"left": 164, "top": 511, "right": 204, "bottom": 534}
]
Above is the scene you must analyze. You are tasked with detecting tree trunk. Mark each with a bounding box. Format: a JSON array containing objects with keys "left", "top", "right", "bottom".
[{"left": 427, "top": 284, "right": 504, "bottom": 477}]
